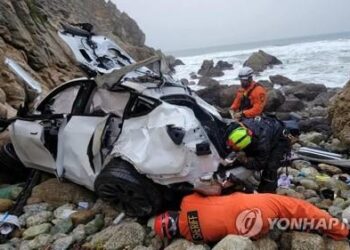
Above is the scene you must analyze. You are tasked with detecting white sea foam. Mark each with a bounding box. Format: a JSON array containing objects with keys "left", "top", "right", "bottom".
[{"left": 175, "top": 39, "right": 350, "bottom": 88}]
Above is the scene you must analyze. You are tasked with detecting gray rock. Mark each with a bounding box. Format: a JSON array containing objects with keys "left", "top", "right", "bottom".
[
  {"left": 198, "top": 60, "right": 224, "bottom": 77},
  {"left": 292, "top": 160, "right": 312, "bottom": 170},
  {"left": 196, "top": 84, "right": 239, "bottom": 108},
  {"left": 50, "top": 218, "right": 73, "bottom": 235},
  {"left": 299, "top": 179, "right": 319, "bottom": 190},
  {"left": 243, "top": 50, "right": 282, "bottom": 73},
  {"left": 27, "top": 234, "right": 52, "bottom": 249},
  {"left": 280, "top": 232, "right": 325, "bottom": 250},
  {"left": 165, "top": 239, "right": 208, "bottom": 250},
  {"left": 264, "top": 89, "right": 285, "bottom": 112},
  {"left": 26, "top": 211, "right": 52, "bottom": 227},
  {"left": 190, "top": 72, "right": 198, "bottom": 79},
  {"left": 51, "top": 235, "right": 74, "bottom": 250},
  {"left": 277, "top": 97, "right": 305, "bottom": 112},
  {"left": 18, "top": 241, "right": 30, "bottom": 250},
  {"left": 22, "top": 223, "right": 52, "bottom": 240},
  {"left": 328, "top": 206, "right": 343, "bottom": 219},
  {"left": 299, "top": 132, "right": 326, "bottom": 145},
  {"left": 318, "top": 164, "right": 342, "bottom": 175},
  {"left": 322, "top": 138, "right": 348, "bottom": 153},
  {"left": 215, "top": 60, "right": 233, "bottom": 71},
  {"left": 253, "top": 237, "right": 277, "bottom": 250},
  {"left": 300, "top": 167, "right": 319, "bottom": 177},
  {"left": 306, "top": 197, "right": 322, "bottom": 205},
  {"left": 0, "top": 243, "right": 16, "bottom": 250},
  {"left": 306, "top": 106, "right": 327, "bottom": 117},
  {"left": 276, "top": 188, "right": 305, "bottom": 200},
  {"left": 286, "top": 83, "right": 327, "bottom": 101},
  {"left": 53, "top": 203, "right": 76, "bottom": 219},
  {"left": 324, "top": 238, "right": 350, "bottom": 250},
  {"left": 258, "top": 80, "right": 274, "bottom": 89},
  {"left": 295, "top": 186, "right": 306, "bottom": 194},
  {"left": 23, "top": 203, "right": 52, "bottom": 214},
  {"left": 84, "top": 222, "right": 145, "bottom": 250},
  {"left": 342, "top": 205, "right": 350, "bottom": 224},
  {"left": 71, "top": 224, "right": 86, "bottom": 242},
  {"left": 212, "top": 235, "right": 256, "bottom": 250},
  {"left": 198, "top": 77, "right": 220, "bottom": 88},
  {"left": 84, "top": 214, "right": 104, "bottom": 235},
  {"left": 303, "top": 189, "right": 318, "bottom": 199},
  {"left": 269, "top": 75, "right": 297, "bottom": 86}
]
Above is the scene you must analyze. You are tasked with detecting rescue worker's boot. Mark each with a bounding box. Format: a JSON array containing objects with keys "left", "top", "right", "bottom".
[{"left": 258, "top": 177, "right": 277, "bottom": 193}]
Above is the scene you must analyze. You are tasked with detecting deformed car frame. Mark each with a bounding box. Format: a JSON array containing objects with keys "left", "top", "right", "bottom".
[{"left": 0, "top": 24, "right": 248, "bottom": 217}]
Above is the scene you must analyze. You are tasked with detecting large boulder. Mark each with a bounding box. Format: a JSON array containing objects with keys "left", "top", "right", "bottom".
[
  {"left": 264, "top": 89, "right": 285, "bottom": 112},
  {"left": 285, "top": 83, "right": 327, "bottom": 101},
  {"left": 196, "top": 85, "right": 239, "bottom": 108},
  {"left": 269, "top": 75, "right": 298, "bottom": 86},
  {"left": 215, "top": 60, "right": 233, "bottom": 71},
  {"left": 329, "top": 80, "right": 350, "bottom": 147},
  {"left": 299, "top": 117, "right": 331, "bottom": 135},
  {"left": 198, "top": 60, "right": 224, "bottom": 77},
  {"left": 311, "top": 88, "right": 339, "bottom": 107},
  {"left": 243, "top": 50, "right": 282, "bottom": 73},
  {"left": 198, "top": 77, "right": 220, "bottom": 88},
  {"left": 277, "top": 97, "right": 305, "bottom": 112}
]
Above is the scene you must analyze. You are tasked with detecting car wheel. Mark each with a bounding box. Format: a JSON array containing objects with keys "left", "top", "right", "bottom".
[
  {"left": 94, "top": 158, "right": 162, "bottom": 217},
  {"left": 0, "top": 143, "right": 29, "bottom": 183}
]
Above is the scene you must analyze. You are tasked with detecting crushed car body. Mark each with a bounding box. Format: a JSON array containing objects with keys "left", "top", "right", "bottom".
[{"left": 2, "top": 23, "right": 245, "bottom": 217}]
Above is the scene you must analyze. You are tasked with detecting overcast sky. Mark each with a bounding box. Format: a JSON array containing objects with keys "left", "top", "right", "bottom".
[{"left": 112, "top": 0, "right": 350, "bottom": 52}]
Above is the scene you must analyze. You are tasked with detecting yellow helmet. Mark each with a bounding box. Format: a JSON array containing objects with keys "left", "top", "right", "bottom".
[{"left": 227, "top": 126, "right": 252, "bottom": 151}]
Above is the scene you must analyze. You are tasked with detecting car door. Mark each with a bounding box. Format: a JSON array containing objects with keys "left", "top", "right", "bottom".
[
  {"left": 55, "top": 87, "right": 130, "bottom": 190},
  {"left": 10, "top": 80, "right": 84, "bottom": 173}
]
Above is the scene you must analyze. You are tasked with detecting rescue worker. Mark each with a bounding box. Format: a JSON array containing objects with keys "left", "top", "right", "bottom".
[
  {"left": 149, "top": 192, "right": 349, "bottom": 243},
  {"left": 225, "top": 117, "right": 300, "bottom": 193},
  {"left": 231, "top": 67, "right": 267, "bottom": 120}
]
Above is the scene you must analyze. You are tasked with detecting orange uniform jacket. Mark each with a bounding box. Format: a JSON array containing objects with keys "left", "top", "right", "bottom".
[
  {"left": 231, "top": 82, "right": 267, "bottom": 118},
  {"left": 178, "top": 193, "right": 348, "bottom": 243}
]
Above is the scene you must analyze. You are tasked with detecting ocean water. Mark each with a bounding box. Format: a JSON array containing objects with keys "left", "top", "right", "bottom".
[{"left": 174, "top": 36, "right": 350, "bottom": 88}]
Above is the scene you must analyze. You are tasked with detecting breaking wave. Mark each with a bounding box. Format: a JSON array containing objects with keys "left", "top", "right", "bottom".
[{"left": 175, "top": 38, "right": 350, "bottom": 88}]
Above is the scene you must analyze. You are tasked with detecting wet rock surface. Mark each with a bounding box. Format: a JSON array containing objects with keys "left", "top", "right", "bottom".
[{"left": 243, "top": 50, "right": 282, "bottom": 73}]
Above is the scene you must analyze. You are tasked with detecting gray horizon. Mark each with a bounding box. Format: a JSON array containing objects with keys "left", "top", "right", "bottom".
[{"left": 112, "top": 0, "right": 350, "bottom": 52}]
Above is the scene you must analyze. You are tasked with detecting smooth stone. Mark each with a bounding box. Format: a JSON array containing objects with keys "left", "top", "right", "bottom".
[
  {"left": 70, "top": 209, "right": 96, "bottom": 226},
  {"left": 0, "top": 199, "right": 13, "bottom": 213},
  {"left": 303, "top": 189, "right": 318, "bottom": 199},
  {"left": 71, "top": 224, "right": 86, "bottom": 242},
  {"left": 23, "top": 203, "right": 52, "bottom": 214},
  {"left": 299, "top": 179, "right": 319, "bottom": 190},
  {"left": 328, "top": 206, "right": 343, "bottom": 219},
  {"left": 280, "top": 232, "right": 325, "bottom": 250},
  {"left": 212, "top": 235, "right": 256, "bottom": 250},
  {"left": 54, "top": 204, "right": 76, "bottom": 219},
  {"left": 292, "top": 160, "right": 312, "bottom": 170},
  {"left": 22, "top": 223, "right": 52, "bottom": 240},
  {"left": 318, "top": 163, "right": 342, "bottom": 175},
  {"left": 27, "top": 234, "right": 52, "bottom": 249},
  {"left": 50, "top": 218, "right": 73, "bottom": 235},
  {"left": 253, "top": 236, "right": 278, "bottom": 250},
  {"left": 26, "top": 211, "right": 52, "bottom": 227},
  {"left": 51, "top": 235, "right": 74, "bottom": 250},
  {"left": 84, "top": 214, "right": 104, "bottom": 236}
]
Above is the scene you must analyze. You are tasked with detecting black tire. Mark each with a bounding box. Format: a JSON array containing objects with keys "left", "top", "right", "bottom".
[
  {"left": 94, "top": 158, "right": 163, "bottom": 217},
  {"left": 0, "top": 143, "right": 29, "bottom": 183}
]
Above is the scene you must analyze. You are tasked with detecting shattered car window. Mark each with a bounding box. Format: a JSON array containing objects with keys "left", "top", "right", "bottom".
[
  {"left": 87, "top": 89, "right": 130, "bottom": 117},
  {"left": 47, "top": 86, "right": 80, "bottom": 114}
]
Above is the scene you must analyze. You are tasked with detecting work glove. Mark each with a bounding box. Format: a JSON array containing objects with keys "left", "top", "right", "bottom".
[
  {"left": 234, "top": 112, "right": 243, "bottom": 121},
  {"left": 236, "top": 151, "right": 248, "bottom": 164}
]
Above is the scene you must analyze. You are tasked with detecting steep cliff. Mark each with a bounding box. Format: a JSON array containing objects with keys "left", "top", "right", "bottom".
[{"left": 0, "top": 0, "right": 156, "bottom": 117}]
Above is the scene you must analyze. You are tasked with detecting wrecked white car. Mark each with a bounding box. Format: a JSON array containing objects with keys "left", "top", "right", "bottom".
[{"left": 0, "top": 24, "right": 245, "bottom": 217}]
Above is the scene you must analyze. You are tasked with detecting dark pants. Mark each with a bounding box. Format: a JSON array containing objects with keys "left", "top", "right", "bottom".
[{"left": 258, "top": 137, "right": 290, "bottom": 193}]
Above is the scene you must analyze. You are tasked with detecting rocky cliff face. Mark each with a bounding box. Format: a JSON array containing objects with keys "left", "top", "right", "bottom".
[
  {"left": 329, "top": 80, "right": 350, "bottom": 146},
  {"left": 0, "top": 0, "right": 156, "bottom": 117}
]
